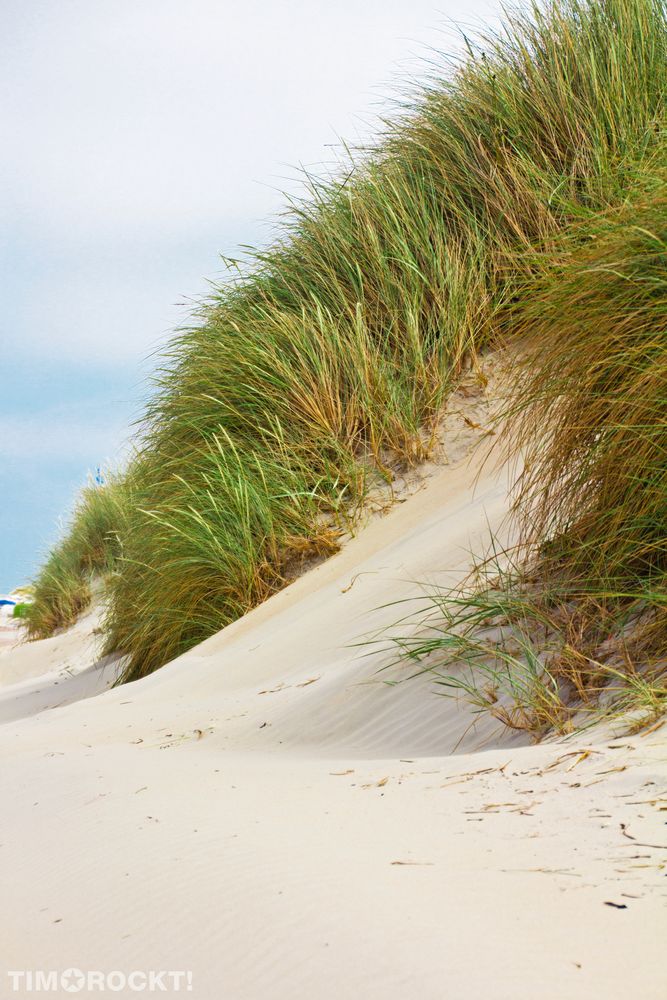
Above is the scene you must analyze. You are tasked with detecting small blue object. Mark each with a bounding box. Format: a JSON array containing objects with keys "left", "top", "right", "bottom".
[
  {"left": 0, "top": 599, "right": 16, "bottom": 607},
  {"left": 94, "top": 466, "right": 105, "bottom": 487}
]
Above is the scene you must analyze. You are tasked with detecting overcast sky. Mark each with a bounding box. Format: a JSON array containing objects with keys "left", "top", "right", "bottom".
[{"left": 1, "top": 0, "right": 504, "bottom": 591}]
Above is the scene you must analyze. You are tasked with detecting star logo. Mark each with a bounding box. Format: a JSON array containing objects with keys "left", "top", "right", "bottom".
[{"left": 61, "top": 968, "right": 85, "bottom": 993}]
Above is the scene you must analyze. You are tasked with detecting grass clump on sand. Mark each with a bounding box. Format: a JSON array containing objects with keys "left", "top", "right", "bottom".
[
  {"left": 505, "top": 160, "right": 667, "bottom": 647},
  {"left": 24, "top": 474, "right": 129, "bottom": 639},
  {"left": 393, "top": 160, "right": 667, "bottom": 736},
  {"left": 27, "top": 0, "right": 667, "bottom": 686}
]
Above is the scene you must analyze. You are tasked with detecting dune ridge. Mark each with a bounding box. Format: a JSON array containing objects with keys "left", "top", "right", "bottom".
[{"left": 24, "top": 0, "right": 667, "bottom": 703}]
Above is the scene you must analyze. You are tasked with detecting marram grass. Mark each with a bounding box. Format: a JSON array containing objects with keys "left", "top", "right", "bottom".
[
  {"left": 389, "top": 158, "right": 667, "bottom": 736},
  {"left": 26, "top": 0, "right": 667, "bottom": 700},
  {"left": 25, "top": 472, "right": 130, "bottom": 639}
]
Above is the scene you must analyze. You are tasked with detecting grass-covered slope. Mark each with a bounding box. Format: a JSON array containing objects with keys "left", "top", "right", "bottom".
[
  {"left": 390, "top": 160, "right": 667, "bottom": 735},
  {"left": 27, "top": 0, "right": 667, "bottom": 686},
  {"left": 507, "top": 162, "right": 667, "bottom": 614},
  {"left": 25, "top": 474, "right": 129, "bottom": 640}
]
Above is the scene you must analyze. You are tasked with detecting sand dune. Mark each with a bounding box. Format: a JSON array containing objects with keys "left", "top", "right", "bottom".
[
  {"left": 0, "top": 446, "right": 664, "bottom": 999},
  {"left": 0, "top": 607, "right": 121, "bottom": 725}
]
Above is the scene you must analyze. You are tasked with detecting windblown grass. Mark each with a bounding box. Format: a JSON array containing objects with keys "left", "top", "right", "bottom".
[
  {"left": 389, "top": 553, "right": 667, "bottom": 739},
  {"left": 505, "top": 162, "right": 667, "bottom": 619},
  {"left": 391, "top": 159, "right": 667, "bottom": 736},
  {"left": 27, "top": 0, "right": 667, "bottom": 684},
  {"left": 24, "top": 474, "right": 129, "bottom": 639}
]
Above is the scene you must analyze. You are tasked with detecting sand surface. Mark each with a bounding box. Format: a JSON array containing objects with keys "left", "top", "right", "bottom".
[
  {"left": 0, "top": 446, "right": 665, "bottom": 999},
  {"left": 0, "top": 607, "right": 121, "bottom": 725}
]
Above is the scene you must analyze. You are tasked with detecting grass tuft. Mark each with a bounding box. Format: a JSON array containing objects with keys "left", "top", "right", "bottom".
[{"left": 24, "top": 474, "right": 129, "bottom": 639}]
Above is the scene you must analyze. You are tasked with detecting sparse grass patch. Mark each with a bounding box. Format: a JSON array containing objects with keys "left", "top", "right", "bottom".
[{"left": 387, "top": 549, "right": 665, "bottom": 740}]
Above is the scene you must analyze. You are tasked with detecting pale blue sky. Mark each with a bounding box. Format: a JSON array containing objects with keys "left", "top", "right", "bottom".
[{"left": 1, "top": 0, "right": 502, "bottom": 591}]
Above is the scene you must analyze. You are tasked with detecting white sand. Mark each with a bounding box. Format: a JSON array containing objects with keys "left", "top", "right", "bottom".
[
  {"left": 0, "top": 446, "right": 665, "bottom": 999},
  {"left": 0, "top": 607, "right": 121, "bottom": 725}
]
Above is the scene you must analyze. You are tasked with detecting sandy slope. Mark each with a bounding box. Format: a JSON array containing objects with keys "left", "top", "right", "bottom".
[
  {"left": 0, "top": 608, "right": 121, "bottom": 725},
  {"left": 0, "top": 446, "right": 665, "bottom": 1000}
]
